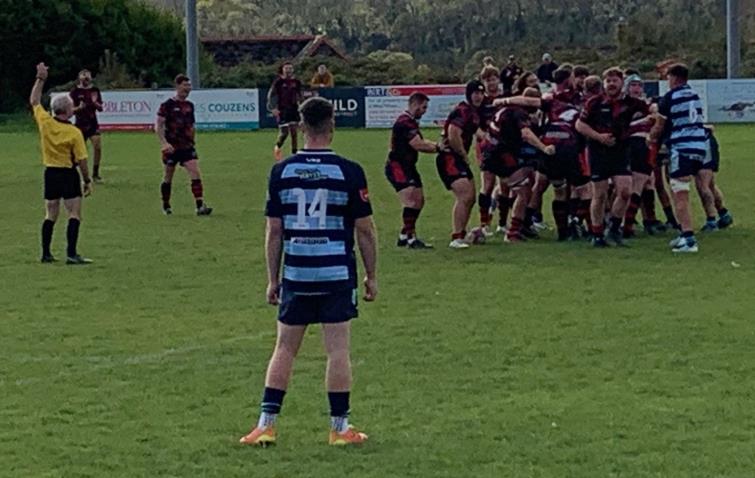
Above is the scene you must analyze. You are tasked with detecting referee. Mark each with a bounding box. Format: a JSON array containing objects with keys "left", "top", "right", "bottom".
[{"left": 30, "top": 63, "right": 94, "bottom": 264}]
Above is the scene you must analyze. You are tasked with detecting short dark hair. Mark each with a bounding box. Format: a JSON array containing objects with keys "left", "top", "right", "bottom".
[
  {"left": 624, "top": 68, "right": 641, "bottom": 77},
  {"left": 480, "top": 65, "right": 500, "bottom": 80},
  {"left": 299, "top": 97, "right": 334, "bottom": 135},
  {"left": 602, "top": 67, "right": 624, "bottom": 80},
  {"left": 573, "top": 65, "right": 590, "bottom": 78},
  {"left": 553, "top": 68, "right": 572, "bottom": 86},
  {"left": 667, "top": 63, "right": 689, "bottom": 81},
  {"left": 174, "top": 74, "right": 190, "bottom": 85},
  {"left": 408, "top": 92, "right": 430, "bottom": 105},
  {"left": 584, "top": 75, "right": 602, "bottom": 94}
]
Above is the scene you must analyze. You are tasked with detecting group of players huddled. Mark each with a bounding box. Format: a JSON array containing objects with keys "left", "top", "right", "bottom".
[{"left": 385, "top": 61, "right": 734, "bottom": 253}]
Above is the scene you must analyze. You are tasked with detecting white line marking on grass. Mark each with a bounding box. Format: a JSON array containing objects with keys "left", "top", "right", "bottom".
[{"left": 4, "top": 331, "right": 275, "bottom": 388}]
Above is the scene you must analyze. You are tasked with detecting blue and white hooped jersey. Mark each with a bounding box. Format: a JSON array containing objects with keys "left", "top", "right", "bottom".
[
  {"left": 658, "top": 84, "right": 707, "bottom": 158},
  {"left": 265, "top": 149, "right": 372, "bottom": 294}
]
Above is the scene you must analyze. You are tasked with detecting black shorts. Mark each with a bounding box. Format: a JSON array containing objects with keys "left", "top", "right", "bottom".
[
  {"left": 481, "top": 149, "right": 523, "bottom": 178},
  {"left": 627, "top": 137, "right": 654, "bottom": 176},
  {"left": 589, "top": 144, "right": 631, "bottom": 182},
  {"left": 541, "top": 144, "right": 589, "bottom": 187},
  {"left": 278, "top": 107, "right": 301, "bottom": 125},
  {"left": 44, "top": 167, "right": 82, "bottom": 200},
  {"left": 669, "top": 150, "right": 706, "bottom": 179},
  {"left": 163, "top": 148, "right": 199, "bottom": 166},
  {"left": 436, "top": 152, "right": 473, "bottom": 190},
  {"left": 702, "top": 133, "right": 720, "bottom": 173},
  {"left": 79, "top": 125, "right": 101, "bottom": 141},
  {"left": 278, "top": 288, "right": 358, "bottom": 325},
  {"left": 385, "top": 160, "right": 423, "bottom": 192}
]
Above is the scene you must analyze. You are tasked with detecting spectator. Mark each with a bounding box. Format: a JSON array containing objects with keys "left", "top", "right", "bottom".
[
  {"left": 536, "top": 53, "right": 559, "bottom": 84},
  {"left": 310, "top": 64, "right": 335, "bottom": 89},
  {"left": 482, "top": 56, "right": 495, "bottom": 68},
  {"left": 500, "top": 54, "right": 523, "bottom": 96}
]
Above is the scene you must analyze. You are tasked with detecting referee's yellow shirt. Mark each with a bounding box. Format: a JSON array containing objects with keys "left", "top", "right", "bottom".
[{"left": 33, "top": 105, "right": 88, "bottom": 168}]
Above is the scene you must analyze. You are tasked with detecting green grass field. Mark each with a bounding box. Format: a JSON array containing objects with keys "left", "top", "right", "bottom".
[{"left": 1, "top": 123, "right": 754, "bottom": 477}]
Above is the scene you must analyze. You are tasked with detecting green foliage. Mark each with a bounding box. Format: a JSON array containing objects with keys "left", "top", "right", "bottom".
[{"left": 0, "top": 0, "right": 184, "bottom": 112}]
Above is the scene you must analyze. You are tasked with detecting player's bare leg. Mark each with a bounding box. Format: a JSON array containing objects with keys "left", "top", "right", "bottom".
[
  {"left": 184, "top": 159, "right": 212, "bottom": 216},
  {"left": 449, "top": 178, "right": 475, "bottom": 248},
  {"left": 655, "top": 164, "right": 679, "bottom": 229},
  {"left": 668, "top": 176, "right": 698, "bottom": 252},
  {"left": 274, "top": 125, "right": 290, "bottom": 161},
  {"left": 569, "top": 184, "right": 592, "bottom": 239},
  {"left": 397, "top": 186, "right": 431, "bottom": 248},
  {"left": 495, "top": 181, "right": 512, "bottom": 234},
  {"left": 161, "top": 164, "right": 176, "bottom": 214},
  {"left": 623, "top": 172, "right": 650, "bottom": 238},
  {"left": 527, "top": 171, "right": 549, "bottom": 230},
  {"left": 90, "top": 134, "right": 103, "bottom": 182},
  {"left": 551, "top": 182, "right": 570, "bottom": 241},
  {"left": 711, "top": 176, "right": 734, "bottom": 228},
  {"left": 605, "top": 175, "right": 631, "bottom": 246},
  {"left": 322, "top": 322, "right": 367, "bottom": 445},
  {"left": 240, "top": 323, "right": 306, "bottom": 446},
  {"left": 695, "top": 169, "right": 718, "bottom": 231},
  {"left": 477, "top": 170, "right": 497, "bottom": 235},
  {"left": 590, "top": 180, "right": 609, "bottom": 246},
  {"left": 289, "top": 123, "right": 299, "bottom": 154},
  {"left": 505, "top": 170, "right": 534, "bottom": 242}
]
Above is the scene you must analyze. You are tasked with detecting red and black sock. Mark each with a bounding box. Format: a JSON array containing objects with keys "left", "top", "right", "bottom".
[
  {"left": 509, "top": 216, "right": 523, "bottom": 235},
  {"left": 624, "top": 193, "right": 641, "bottom": 233},
  {"left": 401, "top": 207, "right": 421, "bottom": 238},
  {"left": 160, "top": 182, "right": 172, "bottom": 208},
  {"left": 641, "top": 190, "right": 658, "bottom": 223},
  {"left": 478, "top": 193, "right": 492, "bottom": 226},
  {"left": 568, "top": 198, "right": 580, "bottom": 220},
  {"left": 191, "top": 179, "right": 204, "bottom": 208},
  {"left": 451, "top": 231, "right": 466, "bottom": 240},
  {"left": 41, "top": 219, "right": 54, "bottom": 257},
  {"left": 552, "top": 200, "right": 570, "bottom": 239},
  {"left": 591, "top": 223, "right": 605, "bottom": 237}
]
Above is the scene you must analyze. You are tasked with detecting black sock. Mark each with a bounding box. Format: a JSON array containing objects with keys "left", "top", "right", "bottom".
[
  {"left": 663, "top": 206, "right": 678, "bottom": 225},
  {"left": 41, "top": 219, "right": 55, "bottom": 257},
  {"left": 66, "top": 218, "right": 81, "bottom": 257},
  {"left": 328, "top": 391, "right": 350, "bottom": 418},
  {"left": 718, "top": 208, "right": 729, "bottom": 217},
  {"left": 525, "top": 207, "right": 536, "bottom": 226},
  {"left": 707, "top": 216, "right": 716, "bottom": 223},
  {"left": 261, "top": 387, "right": 286, "bottom": 415},
  {"left": 160, "top": 182, "right": 172, "bottom": 208},
  {"left": 609, "top": 216, "right": 622, "bottom": 233},
  {"left": 682, "top": 230, "right": 694, "bottom": 238},
  {"left": 93, "top": 164, "right": 100, "bottom": 177}
]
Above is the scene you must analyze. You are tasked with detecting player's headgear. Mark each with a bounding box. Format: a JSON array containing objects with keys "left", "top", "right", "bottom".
[
  {"left": 624, "top": 74, "right": 643, "bottom": 91},
  {"left": 465, "top": 80, "right": 485, "bottom": 103}
]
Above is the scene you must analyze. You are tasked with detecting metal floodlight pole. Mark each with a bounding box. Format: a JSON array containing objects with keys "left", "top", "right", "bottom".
[
  {"left": 726, "top": 0, "right": 740, "bottom": 79},
  {"left": 186, "top": 0, "right": 200, "bottom": 88}
]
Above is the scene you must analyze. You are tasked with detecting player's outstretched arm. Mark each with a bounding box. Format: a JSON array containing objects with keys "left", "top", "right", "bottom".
[
  {"left": 576, "top": 119, "right": 615, "bottom": 146},
  {"left": 265, "top": 217, "right": 284, "bottom": 305},
  {"left": 521, "top": 127, "right": 555, "bottom": 156},
  {"left": 355, "top": 216, "right": 378, "bottom": 302},
  {"left": 29, "top": 63, "right": 48, "bottom": 107},
  {"left": 495, "top": 96, "right": 541, "bottom": 108},
  {"left": 409, "top": 135, "right": 441, "bottom": 154}
]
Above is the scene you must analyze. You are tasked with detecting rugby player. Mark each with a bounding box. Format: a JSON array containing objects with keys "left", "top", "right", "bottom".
[
  {"left": 436, "top": 80, "right": 485, "bottom": 249},
  {"left": 576, "top": 67, "right": 651, "bottom": 247},
  {"left": 488, "top": 89, "right": 556, "bottom": 242},
  {"left": 31, "top": 63, "right": 93, "bottom": 264},
  {"left": 385, "top": 92, "right": 441, "bottom": 249},
  {"left": 156, "top": 74, "right": 213, "bottom": 216},
  {"left": 269, "top": 62, "right": 304, "bottom": 161},
  {"left": 697, "top": 127, "right": 734, "bottom": 231},
  {"left": 240, "top": 97, "right": 377, "bottom": 447},
  {"left": 70, "top": 69, "right": 104, "bottom": 182},
  {"left": 649, "top": 63, "right": 707, "bottom": 252}
]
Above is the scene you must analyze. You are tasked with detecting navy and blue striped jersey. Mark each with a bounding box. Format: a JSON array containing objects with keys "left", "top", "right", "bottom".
[
  {"left": 265, "top": 149, "right": 372, "bottom": 294},
  {"left": 658, "top": 84, "right": 707, "bottom": 157}
]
